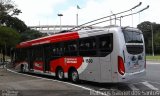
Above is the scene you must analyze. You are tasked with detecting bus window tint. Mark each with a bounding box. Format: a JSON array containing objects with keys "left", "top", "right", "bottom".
[
  {"left": 34, "top": 47, "right": 43, "bottom": 61},
  {"left": 98, "top": 34, "right": 113, "bottom": 57},
  {"left": 64, "top": 40, "right": 78, "bottom": 56},
  {"left": 79, "top": 37, "right": 97, "bottom": 56},
  {"left": 15, "top": 49, "right": 21, "bottom": 61},
  {"left": 123, "top": 30, "right": 143, "bottom": 43},
  {"left": 52, "top": 43, "right": 62, "bottom": 56},
  {"left": 123, "top": 30, "right": 144, "bottom": 54},
  {"left": 15, "top": 48, "right": 28, "bottom": 61}
]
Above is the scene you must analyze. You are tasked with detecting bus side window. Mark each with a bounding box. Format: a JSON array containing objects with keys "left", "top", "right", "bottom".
[
  {"left": 79, "top": 41, "right": 86, "bottom": 50},
  {"left": 98, "top": 33, "right": 113, "bottom": 57},
  {"left": 64, "top": 40, "right": 78, "bottom": 56},
  {"left": 34, "top": 47, "right": 43, "bottom": 61},
  {"left": 15, "top": 49, "right": 20, "bottom": 61},
  {"left": 79, "top": 37, "right": 97, "bottom": 57},
  {"left": 52, "top": 43, "right": 62, "bottom": 57}
]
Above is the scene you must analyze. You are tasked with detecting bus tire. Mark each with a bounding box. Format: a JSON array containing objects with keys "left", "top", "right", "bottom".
[
  {"left": 56, "top": 67, "right": 64, "bottom": 80},
  {"left": 69, "top": 69, "right": 79, "bottom": 83},
  {"left": 20, "top": 64, "right": 24, "bottom": 73}
]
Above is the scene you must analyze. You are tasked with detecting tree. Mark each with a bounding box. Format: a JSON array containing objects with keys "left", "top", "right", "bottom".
[
  {"left": 137, "top": 21, "right": 152, "bottom": 53},
  {"left": 0, "top": 0, "right": 26, "bottom": 33},
  {"left": 154, "top": 32, "right": 160, "bottom": 46},
  {"left": 2, "top": 15, "right": 28, "bottom": 32},
  {"left": 137, "top": 21, "right": 160, "bottom": 54},
  {"left": 0, "top": 26, "right": 20, "bottom": 47},
  {"left": 0, "top": 0, "right": 21, "bottom": 25},
  {"left": 0, "top": 0, "right": 21, "bottom": 16},
  {"left": 154, "top": 31, "right": 160, "bottom": 54},
  {"left": 0, "top": 26, "right": 20, "bottom": 61},
  {"left": 20, "top": 29, "right": 44, "bottom": 42}
]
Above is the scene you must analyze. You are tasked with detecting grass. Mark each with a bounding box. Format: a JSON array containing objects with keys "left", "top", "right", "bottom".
[{"left": 146, "top": 55, "right": 160, "bottom": 60}]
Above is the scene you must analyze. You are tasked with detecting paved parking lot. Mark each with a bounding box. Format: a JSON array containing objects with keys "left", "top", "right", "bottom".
[
  {"left": 0, "top": 61, "right": 160, "bottom": 96},
  {"left": 0, "top": 68, "right": 92, "bottom": 96}
]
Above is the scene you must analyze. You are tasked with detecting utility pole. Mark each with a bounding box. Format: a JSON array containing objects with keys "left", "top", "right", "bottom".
[
  {"left": 58, "top": 14, "right": 63, "bottom": 31},
  {"left": 151, "top": 24, "right": 154, "bottom": 56},
  {"left": 76, "top": 13, "right": 78, "bottom": 26},
  {"left": 76, "top": 5, "right": 80, "bottom": 26}
]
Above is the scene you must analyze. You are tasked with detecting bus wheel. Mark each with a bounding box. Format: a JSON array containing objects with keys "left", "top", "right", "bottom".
[
  {"left": 70, "top": 69, "right": 79, "bottom": 83},
  {"left": 20, "top": 64, "right": 24, "bottom": 73},
  {"left": 56, "top": 68, "right": 64, "bottom": 80}
]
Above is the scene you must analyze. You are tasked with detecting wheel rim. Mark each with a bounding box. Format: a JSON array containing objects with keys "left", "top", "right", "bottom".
[
  {"left": 72, "top": 71, "right": 78, "bottom": 81},
  {"left": 58, "top": 70, "right": 64, "bottom": 79}
]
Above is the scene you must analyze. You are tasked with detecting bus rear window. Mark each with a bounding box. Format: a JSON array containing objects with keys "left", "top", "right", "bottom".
[{"left": 123, "top": 30, "right": 143, "bottom": 43}]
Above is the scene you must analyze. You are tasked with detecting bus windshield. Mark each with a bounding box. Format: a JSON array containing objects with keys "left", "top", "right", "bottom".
[{"left": 123, "top": 30, "right": 143, "bottom": 43}]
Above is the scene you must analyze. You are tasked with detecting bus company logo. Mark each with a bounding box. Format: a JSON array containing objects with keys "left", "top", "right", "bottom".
[
  {"left": 65, "top": 58, "right": 77, "bottom": 64},
  {"left": 86, "top": 59, "right": 93, "bottom": 63}
]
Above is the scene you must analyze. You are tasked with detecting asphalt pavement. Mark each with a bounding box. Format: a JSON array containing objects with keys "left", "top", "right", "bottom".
[
  {"left": 0, "top": 68, "right": 90, "bottom": 96},
  {"left": 0, "top": 60, "right": 160, "bottom": 96}
]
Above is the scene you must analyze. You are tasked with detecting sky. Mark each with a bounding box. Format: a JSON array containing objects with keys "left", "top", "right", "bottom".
[{"left": 15, "top": 0, "right": 159, "bottom": 27}]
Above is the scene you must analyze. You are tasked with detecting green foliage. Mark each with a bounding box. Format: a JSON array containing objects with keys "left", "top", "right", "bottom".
[
  {"left": 137, "top": 21, "right": 151, "bottom": 32},
  {"left": 0, "top": 26, "right": 20, "bottom": 47},
  {"left": 154, "top": 31, "right": 160, "bottom": 46},
  {"left": 20, "top": 29, "right": 43, "bottom": 42},
  {"left": 0, "top": 0, "right": 22, "bottom": 26},
  {"left": 0, "top": 0, "right": 42, "bottom": 44},
  {"left": 137, "top": 21, "right": 160, "bottom": 54},
  {"left": 0, "top": 0, "right": 21, "bottom": 16},
  {"left": 0, "top": 0, "right": 27, "bottom": 33},
  {"left": 137, "top": 21, "right": 151, "bottom": 47},
  {"left": 3, "top": 15, "right": 28, "bottom": 32}
]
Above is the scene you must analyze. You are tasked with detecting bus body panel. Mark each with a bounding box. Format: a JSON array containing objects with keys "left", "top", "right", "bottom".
[
  {"left": 78, "top": 29, "right": 113, "bottom": 82},
  {"left": 33, "top": 61, "right": 44, "bottom": 72},
  {"left": 15, "top": 61, "right": 29, "bottom": 72},
  {"left": 116, "top": 28, "right": 146, "bottom": 82},
  {"left": 78, "top": 57, "right": 101, "bottom": 82},
  {"left": 14, "top": 26, "right": 146, "bottom": 83},
  {"left": 49, "top": 57, "right": 83, "bottom": 72},
  {"left": 109, "top": 27, "right": 123, "bottom": 82},
  {"left": 100, "top": 55, "right": 112, "bottom": 82}
]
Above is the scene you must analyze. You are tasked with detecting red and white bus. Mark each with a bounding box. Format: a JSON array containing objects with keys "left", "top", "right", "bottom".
[{"left": 14, "top": 26, "right": 146, "bottom": 83}]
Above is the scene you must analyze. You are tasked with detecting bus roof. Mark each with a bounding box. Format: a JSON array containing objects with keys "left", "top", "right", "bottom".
[
  {"left": 16, "top": 31, "right": 79, "bottom": 48},
  {"left": 16, "top": 26, "right": 119, "bottom": 48},
  {"left": 16, "top": 26, "right": 140, "bottom": 48}
]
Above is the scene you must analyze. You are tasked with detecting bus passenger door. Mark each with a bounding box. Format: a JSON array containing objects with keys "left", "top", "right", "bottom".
[
  {"left": 43, "top": 45, "right": 51, "bottom": 72},
  {"left": 28, "top": 48, "right": 34, "bottom": 70}
]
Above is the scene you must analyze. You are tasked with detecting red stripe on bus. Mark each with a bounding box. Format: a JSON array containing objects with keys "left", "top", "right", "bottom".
[
  {"left": 16, "top": 32, "right": 79, "bottom": 48},
  {"left": 50, "top": 57, "right": 83, "bottom": 73}
]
